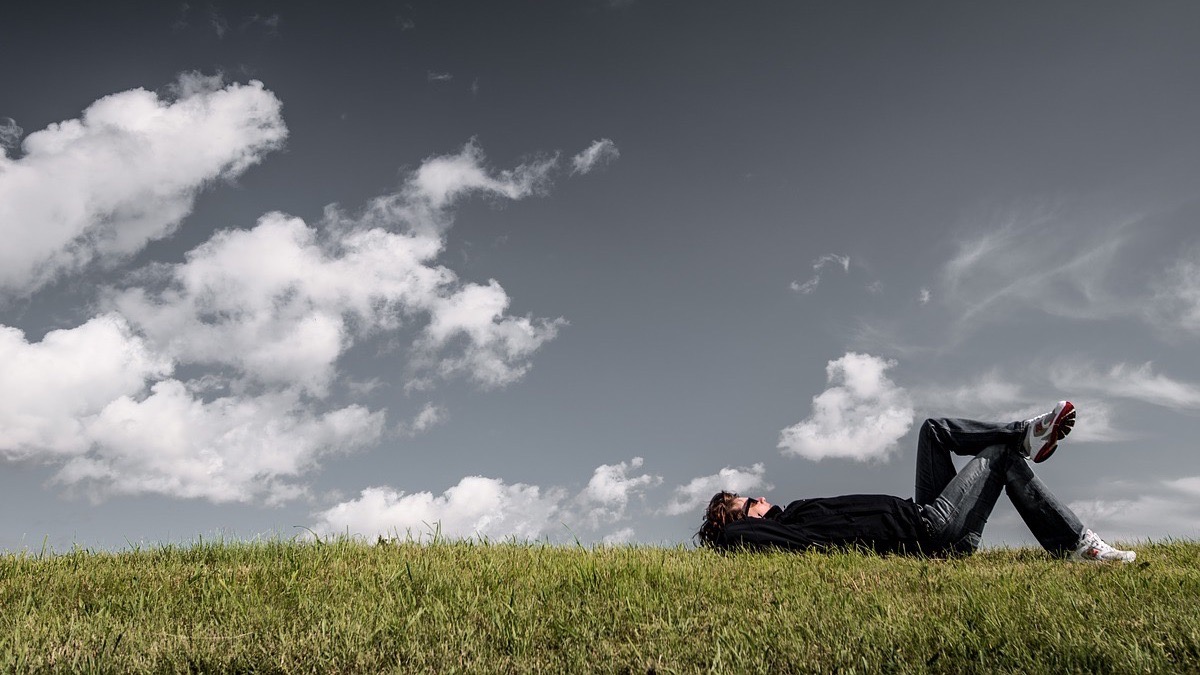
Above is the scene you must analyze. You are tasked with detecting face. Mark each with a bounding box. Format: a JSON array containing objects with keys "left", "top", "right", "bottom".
[{"left": 733, "top": 495, "right": 772, "bottom": 519}]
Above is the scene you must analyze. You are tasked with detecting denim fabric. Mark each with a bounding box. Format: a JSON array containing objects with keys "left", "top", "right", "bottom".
[{"left": 914, "top": 418, "right": 1085, "bottom": 556}]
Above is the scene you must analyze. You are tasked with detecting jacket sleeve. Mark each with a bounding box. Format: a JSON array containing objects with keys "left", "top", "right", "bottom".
[{"left": 716, "top": 519, "right": 825, "bottom": 552}]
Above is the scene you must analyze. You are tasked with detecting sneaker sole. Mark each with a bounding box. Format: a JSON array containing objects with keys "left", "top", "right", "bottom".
[{"left": 1032, "top": 402, "right": 1076, "bottom": 463}]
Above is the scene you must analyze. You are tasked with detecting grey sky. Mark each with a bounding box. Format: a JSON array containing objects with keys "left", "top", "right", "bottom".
[{"left": 2, "top": 1, "right": 1199, "bottom": 551}]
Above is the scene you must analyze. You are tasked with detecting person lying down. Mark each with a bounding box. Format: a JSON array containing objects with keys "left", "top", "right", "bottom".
[{"left": 697, "top": 402, "right": 1135, "bottom": 562}]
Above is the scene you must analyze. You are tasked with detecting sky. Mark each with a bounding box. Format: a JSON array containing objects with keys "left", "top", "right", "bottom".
[{"left": 2, "top": 1, "right": 1199, "bottom": 552}]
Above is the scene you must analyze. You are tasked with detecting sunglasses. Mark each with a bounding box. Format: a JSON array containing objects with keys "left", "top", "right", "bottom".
[{"left": 742, "top": 497, "right": 759, "bottom": 516}]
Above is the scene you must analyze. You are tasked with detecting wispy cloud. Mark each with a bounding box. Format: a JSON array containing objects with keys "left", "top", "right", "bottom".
[
  {"left": 935, "top": 205, "right": 1184, "bottom": 342},
  {"left": 1149, "top": 250, "right": 1200, "bottom": 338},
  {"left": 911, "top": 369, "right": 1026, "bottom": 415},
  {"left": 0, "top": 117, "right": 21, "bottom": 152},
  {"left": 1069, "top": 483, "right": 1200, "bottom": 543},
  {"left": 779, "top": 352, "right": 914, "bottom": 462},
  {"left": 397, "top": 403, "right": 446, "bottom": 436},
  {"left": 846, "top": 318, "right": 937, "bottom": 360},
  {"left": 1165, "top": 476, "right": 1200, "bottom": 498},
  {"left": 427, "top": 71, "right": 453, "bottom": 82},
  {"left": 209, "top": 7, "right": 228, "bottom": 39},
  {"left": 789, "top": 279, "right": 820, "bottom": 294},
  {"left": 1049, "top": 361, "right": 1200, "bottom": 411},
  {"left": 171, "top": 2, "right": 190, "bottom": 31},
  {"left": 910, "top": 371, "right": 1123, "bottom": 443},
  {"left": 241, "top": 13, "right": 280, "bottom": 35},
  {"left": 570, "top": 139, "right": 619, "bottom": 175},
  {"left": 790, "top": 254, "right": 850, "bottom": 295}
]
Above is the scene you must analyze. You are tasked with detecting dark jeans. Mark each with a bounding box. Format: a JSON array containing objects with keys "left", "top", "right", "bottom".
[{"left": 915, "top": 418, "right": 1084, "bottom": 556}]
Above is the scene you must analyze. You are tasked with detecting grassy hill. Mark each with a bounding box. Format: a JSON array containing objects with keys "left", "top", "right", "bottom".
[{"left": 2, "top": 539, "right": 1198, "bottom": 673}]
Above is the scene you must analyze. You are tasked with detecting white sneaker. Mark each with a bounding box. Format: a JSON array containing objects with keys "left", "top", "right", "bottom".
[
  {"left": 1072, "top": 529, "right": 1136, "bottom": 563},
  {"left": 1023, "top": 401, "right": 1076, "bottom": 463}
]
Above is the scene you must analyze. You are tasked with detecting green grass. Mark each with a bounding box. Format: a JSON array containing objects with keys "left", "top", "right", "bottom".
[{"left": 2, "top": 539, "right": 1198, "bottom": 673}]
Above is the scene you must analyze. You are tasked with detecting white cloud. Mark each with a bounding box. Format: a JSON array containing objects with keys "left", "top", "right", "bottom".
[
  {"left": 0, "top": 315, "right": 171, "bottom": 459},
  {"left": 427, "top": 71, "right": 453, "bottom": 82},
  {"left": 0, "top": 317, "right": 383, "bottom": 503},
  {"left": 578, "top": 457, "right": 662, "bottom": 527},
  {"left": 0, "top": 73, "right": 286, "bottom": 297},
  {"left": 1, "top": 84, "right": 567, "bottom": 505},
  {"left": 919, "top": 288, "right": 931, "bottom": 305},
  {"left": 602, "top": 528, "right": 636, "bottom": 545},
  {"left": 1049, "top": 361, "right": 1200, "bottom": 411},
  {"left": 107, "top": 212, "right": 441, "bottom": 396},
  {"left": 779, "top": 352, "right": 914, "bottom": 461},
  {"left": 108, "top": 142, "right": 566, "bottom": 396},
  {"left": 790, "top": 253, "right": 850, "bottom": 295},
  {"left": 664, "top": 463, "right": 770, "bottom": 516},
  {"left": 409, "top": 403, "right": 446, "bottom": 434},
  {"left": 570, "top": 138, "right": 619, "bottom": 175},
  {"left": 311, "top": 477, "right": 566, "bottom": 541},
  {"left": 311, "top": 457, "right": 663, "bottom": 542},
  {"left": 393, "top": 402, "right": 449, "bottom": 437},
  {"left": 414, "top": 278, "right": 567, "bottom": 389},
  {"left": 409, "top": 139, "right": 557, "bottom": 211},
  {"left": 57, "top": 381, "right": 384, "bottom": 504}
]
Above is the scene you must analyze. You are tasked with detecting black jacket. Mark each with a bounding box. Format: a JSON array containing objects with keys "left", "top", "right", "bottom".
[{"left": 714, "top": 494, "right": 931, "bottom": 555}]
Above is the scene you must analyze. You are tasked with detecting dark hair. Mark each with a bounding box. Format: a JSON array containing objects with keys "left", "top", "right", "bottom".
[{"left": 695, "top": 491, "right": 745, "bottom": 547}]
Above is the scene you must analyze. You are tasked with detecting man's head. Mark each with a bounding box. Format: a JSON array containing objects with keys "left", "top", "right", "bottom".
[{"left": 695, "top": 491, "right": 772, "bottom": 546}]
